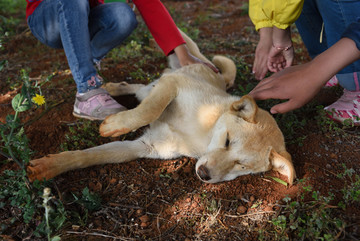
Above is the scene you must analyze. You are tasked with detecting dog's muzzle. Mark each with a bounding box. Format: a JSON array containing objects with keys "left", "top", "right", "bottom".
[{"left": 197, "top": 165, "right": 211, "bottom": 181}]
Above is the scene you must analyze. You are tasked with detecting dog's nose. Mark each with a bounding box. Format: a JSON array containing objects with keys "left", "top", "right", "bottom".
[{"left": 197, "top": 165, "right": 211, "bottom": 181}]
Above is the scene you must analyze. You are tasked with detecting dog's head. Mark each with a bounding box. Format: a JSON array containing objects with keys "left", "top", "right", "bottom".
[{"left": 195, "top": 95, "right": 295, "bottom": 185}]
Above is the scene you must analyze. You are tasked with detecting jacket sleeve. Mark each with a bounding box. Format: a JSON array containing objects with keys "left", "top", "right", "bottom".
[
  {"left": 133, "top": 0, "right": 185, "bottom": 56},
  {"left": 249, "top": 0, "right": 304, "bottom": 31}
]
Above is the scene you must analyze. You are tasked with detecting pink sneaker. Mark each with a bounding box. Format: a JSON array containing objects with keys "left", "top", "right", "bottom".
[
  {"left": 73, "top": 88, "right": 127, "bottom": 121},
  {"left": 324, "top": 89, "right": 360, "bottom": 125},
  {"left": 324, "top": 76, "right": 339, "bottom": 88}
]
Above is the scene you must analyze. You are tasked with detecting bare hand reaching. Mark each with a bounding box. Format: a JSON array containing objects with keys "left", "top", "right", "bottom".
[
  {"left": 249, "top": 38, "right": 360, "bottom": 114},
  {"left": 249, "top": 63, "right": 325, "bottom": 114}
]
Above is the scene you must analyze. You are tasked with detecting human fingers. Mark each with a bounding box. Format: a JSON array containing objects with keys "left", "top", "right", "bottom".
[
  {"left": 250, "top": 73, "right": 278, "bottom": 92},
  {"left": 257, "top": 68, "right": 268, "bottom": 80},
  {"left": 254, "top": 62, "right": 269, "bottom": 80},
  {"left": 248, "top": 83, "right": 278, "bottom": 101},
  {"left": 268, "top": 55, "right": 284, "bottom": 72},
  {"left": 253, "top": 55, "right": 269, "bottom": 80},
  {"left": 283, "top": 48, "right": 294, "bottom": 68},
  {"left": 269, "top": 99, "right": 301, "bottom": 114},
  {"left": 268, "top": 61, "right": 282, "bottom": 72},
  {"left": 268, "top": 62, "right": 277, "bottom": 72}
]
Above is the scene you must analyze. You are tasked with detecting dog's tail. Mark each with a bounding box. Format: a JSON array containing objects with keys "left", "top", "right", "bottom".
[{"left": 212, "top": 55, "right": 237, "bottom": 89}]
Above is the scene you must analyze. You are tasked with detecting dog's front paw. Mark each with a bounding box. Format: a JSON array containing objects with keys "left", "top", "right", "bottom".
[
  {"left": 99, "top": 112, "right": 132, "bottom": 137},
  {"left": 27, "top": 155, "right": 59, "bottom": 182}
]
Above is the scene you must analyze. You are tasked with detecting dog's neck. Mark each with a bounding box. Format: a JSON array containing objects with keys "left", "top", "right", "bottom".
[
  {"left": 198, "top": 96, "right": 240, "bottom": 131},
  {"left": 197, "top": 104, "right": 224, "bottom": 130}
]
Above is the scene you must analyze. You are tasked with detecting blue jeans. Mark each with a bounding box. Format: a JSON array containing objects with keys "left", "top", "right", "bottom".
[
  {"left": 27, "top": 0, "right": 138, "bottom": 93},
  {"left": 295, "top": 0, "right": 360, "bottom": 91}
]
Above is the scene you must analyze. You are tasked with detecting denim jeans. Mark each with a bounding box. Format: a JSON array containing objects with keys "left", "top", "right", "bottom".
[
  {"left": 295, "top": 0, "right": 360, "bottom": 91},
  {"left": 27, "top": 0, "right": 138, "bottom": 93}
]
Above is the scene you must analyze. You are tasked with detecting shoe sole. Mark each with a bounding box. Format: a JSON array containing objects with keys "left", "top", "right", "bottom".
[{"left": 72, "top": 111, "right": 104, "bottom": 121}]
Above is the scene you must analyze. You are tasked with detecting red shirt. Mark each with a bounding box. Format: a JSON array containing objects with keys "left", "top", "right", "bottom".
[{"left": 26, "top": 0, "right": 185, "bottom": 55}]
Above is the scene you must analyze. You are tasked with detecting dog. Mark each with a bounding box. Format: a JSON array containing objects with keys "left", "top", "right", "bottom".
[{"left": 27, "top": 30, "right": 296, "bottom": 185}]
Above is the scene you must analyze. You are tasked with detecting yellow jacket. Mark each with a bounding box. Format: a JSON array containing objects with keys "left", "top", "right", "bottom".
[{"left": 249, "top": 0, "right": 304, "bottom": 31}]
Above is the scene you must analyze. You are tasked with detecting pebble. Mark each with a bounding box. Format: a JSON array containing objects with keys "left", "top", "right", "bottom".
[
  {"left": 139, "top": 215, "right": 150, "bottom": 223},
  {"left": 237, "top": 205, "right": 247, "bottom": 214}
]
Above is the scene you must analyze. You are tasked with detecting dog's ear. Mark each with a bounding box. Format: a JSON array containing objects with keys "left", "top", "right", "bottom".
[
  {"left": 269, "top": 149, "right": 296, "bottom": 185},
  {"left": 231, "top": 95, "right": 258, "bottom": 123}
]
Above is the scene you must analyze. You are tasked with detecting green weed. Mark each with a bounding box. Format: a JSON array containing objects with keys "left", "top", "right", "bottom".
[
  {"left": 73, "top": 187, "right": 102, "bottom": 212},
  {"left": 259, "top": 174, "right": 360, "bottom": 241},
  {"left": 66, "top": 187, "right": 102, "bottom": 227},
  {"left": 0, "top": 59, "right": 8, "bottom": 71},
  {"left": 0, "top": 70, "right": 65, "bottom": 240},
  {"left": 60, "top": 120, "right": 102, "bottom": 151},
  {"left": 0, "top": 170, "right": 43, "bottom": 224},
  {"left": 315, "top": 105, "right": 357, "bottom": 135},
  {"left": 337, "top": 165, "right": 360, "bottom": 204},
  {"left": 0, "top": 0, "right": 26, "bottom": 15},
  {"left": 40, "top": 188, "right": 64, "bottom": 241},
  {"left": 0, "top": 0, "right": 26, "bottom": 50},
  {"left": 263, "top": 188, "right": 344, "bottom": 240},
  {"left": 109, "top": 40, "right": 143, "bottom": 62},
  {"left": 239, "top": 2, "right": 249, "bottom": 16},
  {"left": 0, "top": 69, "right": 46, "bottom": 168}
]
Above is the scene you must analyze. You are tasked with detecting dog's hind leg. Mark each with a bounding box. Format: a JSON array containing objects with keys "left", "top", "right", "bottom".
[
  {"left": 27, "top": 139, "right": 150, "bottom": 182},
  {"left": 100, "top": 75, "right": 179, "bottom": 137}
]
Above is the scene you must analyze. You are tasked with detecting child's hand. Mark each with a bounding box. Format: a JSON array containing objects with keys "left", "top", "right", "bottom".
[
  {"left": 253, "top": 27, "right": 273, "bottom": 80},
  {"left": 249, "top": 63, "right": 323, "bottom": 114},
  {"left": 174, "top": 44, "right": 219, "bottom": 73},
  {"left": 267, "top": 44, "right": 294, "bottom": 73}
]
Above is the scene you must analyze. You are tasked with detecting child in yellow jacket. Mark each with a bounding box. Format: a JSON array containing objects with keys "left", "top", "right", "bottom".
[{"left": 249, "top": 0, "right": 360, "bottom": 125}]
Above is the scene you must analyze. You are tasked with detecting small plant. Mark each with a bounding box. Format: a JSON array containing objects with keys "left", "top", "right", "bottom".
[
  {"left": 337, "top": 164, "right": 360, "bottom": 204},
  {"left": 41, "top": 188, "right": 62, "bottom": 241},
  {"left": 0, "top": 59, "right": 8, "bottom": 71},
  {"left": 262, "top": 185, "right": 345, "bottom": 240},
  {"left": 0, "top": 70, "right": 66, "bottom": 239},
  {"left": 109, "top": 40, "right": 143, "bottom": 62},
  {"left": 275, "top": 111, "right": 307, "bottom": 146},
  {"left": 76, "top": 187, "right": 102, "bottom": 211},
  {"left": 60, "top": 120, "right": 103, "bottom": 151},
  {"left": 67, "top": 187, "right": 102, "bottom": 227},
  {"left": 238, "top": 2, "right": 249, "bottom": 16},
  {"left": 0, "top": 0, "right": 26, "bottom": 15},
  {"left": 316, "top": 106, "right": 343, "bottom": 132},
  {"left": 0, "top": 69, "right": 46, "bottom": 169},
  {"left": 0, "top": 170, "right": 44, "bottom": 224}
]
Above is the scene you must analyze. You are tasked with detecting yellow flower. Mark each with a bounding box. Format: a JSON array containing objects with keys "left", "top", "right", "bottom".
[{"left": 32, "top": 94, "right": 46, "bottom": 106}]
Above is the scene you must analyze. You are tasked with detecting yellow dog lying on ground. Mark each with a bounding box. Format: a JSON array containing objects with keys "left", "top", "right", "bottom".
[{"left": 28, "top": 30, "right": 296, "bottom": 185}]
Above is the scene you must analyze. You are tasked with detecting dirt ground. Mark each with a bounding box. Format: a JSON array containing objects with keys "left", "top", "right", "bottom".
[{"left": 1, "top": 0, "right": 360, "bottom": 240}]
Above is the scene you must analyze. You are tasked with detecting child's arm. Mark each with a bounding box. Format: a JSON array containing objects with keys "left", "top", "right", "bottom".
[
  {"left": 133, "top": 0, "right": 204, "bottom": 67},
  {"left": 249, "top": 37, "right": 360, "bottom": 114}
]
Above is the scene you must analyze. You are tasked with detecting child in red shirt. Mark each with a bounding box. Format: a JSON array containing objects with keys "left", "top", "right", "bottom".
[{"left": 26, "top": 0, "right": 204, "bottom": 120}]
